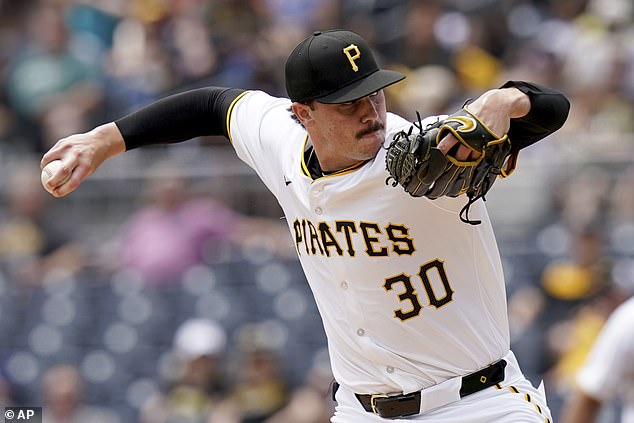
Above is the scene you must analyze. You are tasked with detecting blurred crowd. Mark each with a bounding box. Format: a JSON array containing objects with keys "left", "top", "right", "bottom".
[
  {"left": 0, "top": 0, "right": 633, "bottom": 422},
  {"left": 0, "top": 0, "right": 632, "bottom": 155}
]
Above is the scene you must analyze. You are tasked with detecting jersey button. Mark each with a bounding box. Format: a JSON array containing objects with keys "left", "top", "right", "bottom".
[
  {"left": 340, "top": 281, "right": 348, "bottom": 290},
  {"left": 314, "top": 207, "right": 323, "bottom": 215},
  {"left": 386, "top": 366, "right": 395, "bottom": 374},
  {"left": 356, "top": 328, "right": 365, "bottom": 337}
]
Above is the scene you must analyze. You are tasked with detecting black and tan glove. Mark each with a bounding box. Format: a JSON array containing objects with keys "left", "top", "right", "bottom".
[{"left": 385, "top": 107, "right": 517, "bottom": 224}]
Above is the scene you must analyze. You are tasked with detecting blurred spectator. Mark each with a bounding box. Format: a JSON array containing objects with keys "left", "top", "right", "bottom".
[
  {"left": 113, "top": 163, "right": 239, "bottom": 286},
  {"left": 101, "top": 12, "right": 174, "bottom": 115},
  {"left": 139, "top": 318, "right": 227, "bottom": 423},
  {"left": 40, "top": 364, "right": 120, "bottom": 423},
  {"left": 543, "top": 282, "right": 629, "bottom": 418},
  {"left": 550, "top": 166, "right": 613, "bottom": 233},
  {"left": 507, "top": 283, "right": 548, "bottom": 383},
  {"left": 246, "top": 0, "right": 339, "bottom": 96},
  {"left": 0, "top": 161, "right": 85, "bottom": 287},
  {"left": 263, "top": 350, "right": 334, "bottom": 423},
  {"left": 66, "top": 0, "right": 121, "bottom": 58},
  {"left": 199, "top": 1, "right": 264, "bottom": 92},
  {"left": 4, "top": 0, "right": 104, "bottom": 153},
  {"left": 560, "top": 295, "right": 634, "bottom": 423},
  {"left": 160, "top": 0, "right": 218, "bottom": 86},
  {"left": 507, "top": 225, "right": 615, "bottom": 397},
  {"left": 390, "top": 64, "right": 459, "bottom": 120},
  {"left": 541, "top": 226, "right": 612, "bottom": 304},
  {"left": 538, "top": 226, "right": 614, "bottom": 378},
  {"left": 254, "top": 0, "right": 338, "bottom": 29},
  {"left": 608, "top": 164, "right": 634, "bottom": 229},
  {"left": 111, "top": 162, "right": 292, "bottom": 286},
  {"left": 210, "top": 332, "right": 288, "bottom": 423}
]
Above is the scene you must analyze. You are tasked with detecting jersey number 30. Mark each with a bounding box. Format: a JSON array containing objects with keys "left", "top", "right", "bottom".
[{"left": 383, "top": 259, "right": 454, "bottom": 321}]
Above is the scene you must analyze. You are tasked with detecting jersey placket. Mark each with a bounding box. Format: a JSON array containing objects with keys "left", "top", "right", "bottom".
[{"left": 307, "top": 178, "right": 398, "bottom": 381}]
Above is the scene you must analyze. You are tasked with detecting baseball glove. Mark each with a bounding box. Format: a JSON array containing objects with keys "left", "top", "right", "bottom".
[{"left": 385, "top": 107, "right": 517, "bottom": 225}]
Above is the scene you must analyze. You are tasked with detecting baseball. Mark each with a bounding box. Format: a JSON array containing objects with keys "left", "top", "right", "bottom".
[{"left": 41, "top": 160, "right": 70, "bottom": 189}]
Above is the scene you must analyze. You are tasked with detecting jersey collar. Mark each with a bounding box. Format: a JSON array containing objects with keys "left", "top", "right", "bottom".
[{"left": 300, "top": 136, "right": 370, "bottom": 180}]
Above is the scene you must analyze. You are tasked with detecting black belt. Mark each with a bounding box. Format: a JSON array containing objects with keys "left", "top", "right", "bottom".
[{"left": 340, "top": 359, "right": 507, "bottom": 419}]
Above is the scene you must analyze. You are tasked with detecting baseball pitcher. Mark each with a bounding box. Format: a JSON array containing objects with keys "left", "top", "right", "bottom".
[{"left": 41, "top": 30, "right": 570, "bottom": 422}]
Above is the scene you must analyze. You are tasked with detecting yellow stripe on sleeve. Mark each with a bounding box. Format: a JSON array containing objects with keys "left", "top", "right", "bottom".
[{"left": 225, "top": 90, "right": 251, "bottom": 144}]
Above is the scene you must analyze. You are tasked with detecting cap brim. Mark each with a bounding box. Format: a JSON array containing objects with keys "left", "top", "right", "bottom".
[{"left": 315, "top": 69, "right": 405, "bottom": 104}]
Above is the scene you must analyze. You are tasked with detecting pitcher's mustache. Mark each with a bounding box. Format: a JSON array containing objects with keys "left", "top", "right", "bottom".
[{"left": 356, "top": 122, "right": 384, "bottom": 139}]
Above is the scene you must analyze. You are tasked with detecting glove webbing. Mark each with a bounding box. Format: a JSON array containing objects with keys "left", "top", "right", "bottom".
[
  {"left": 459, "top": 150, "right": 519, "bottom": 225},
  {"left": 384, "top": 111, "right": 429, "bottom": 188},
  {"left": 459, "top": 175, "right": 493, "bottom": 226}
]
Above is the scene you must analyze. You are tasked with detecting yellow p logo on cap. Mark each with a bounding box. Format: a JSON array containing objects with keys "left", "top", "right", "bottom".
[{"left": 343, "top": 44, "right": 361, "bottom": 72}]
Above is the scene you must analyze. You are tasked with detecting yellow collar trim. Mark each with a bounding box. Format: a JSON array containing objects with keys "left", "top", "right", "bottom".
[{"left": 300, "top": 136, "right": 370, "bottom": 180}]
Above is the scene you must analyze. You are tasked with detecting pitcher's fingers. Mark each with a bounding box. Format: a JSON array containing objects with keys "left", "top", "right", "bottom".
[
  {"left": 49, "top": 174, "right": 77, "bottom": 198},
  {"left": 41, "top": 153, "right": 59, "bottom": 170},
  {"left": 437, "top": 133, "right": 458, "bottom": 154},
  {"left": 40, "top": 139, "right": 70, "bottom": 169},
  {"left": 438, "top": 134, "right": 480, "bottom": 161},
  {"left": 462, "top": 146, "right": 481, "bottom": 161},
  {"left": 49, "top": 162, "right": 90, "bottom": 198},
  {"left": 455, "top": 145, "right": 472, "bottom": 161}
]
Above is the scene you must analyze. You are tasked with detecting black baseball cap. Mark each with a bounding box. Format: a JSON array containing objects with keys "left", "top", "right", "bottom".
[{"left": 285, "top": 30, "right": 406, "bottom": 104}]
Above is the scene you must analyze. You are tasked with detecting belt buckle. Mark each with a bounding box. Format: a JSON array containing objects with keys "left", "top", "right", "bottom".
[{"left": 370, "top": 394, "right": 390, "bottom": 416}]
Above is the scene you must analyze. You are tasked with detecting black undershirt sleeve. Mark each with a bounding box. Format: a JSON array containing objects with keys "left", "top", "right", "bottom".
[
  {"left": 114, "top": 87, "right": 246, "bottom": 150},
  {"left": 500, "top": 80, "right": 570, "bottom": 152}
]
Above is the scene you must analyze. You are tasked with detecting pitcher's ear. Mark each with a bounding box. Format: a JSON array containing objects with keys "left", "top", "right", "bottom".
[{"left": 291, "top": 102, "right": 315, "bottom": 126}]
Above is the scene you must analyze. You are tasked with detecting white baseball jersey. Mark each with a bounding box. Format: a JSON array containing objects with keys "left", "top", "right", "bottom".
[
  {"left": 576, "top": 296, "right": 634, "bottom": 423},
  {"left": 228, "top": 90, "right": 510, "bottom": 395}
]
